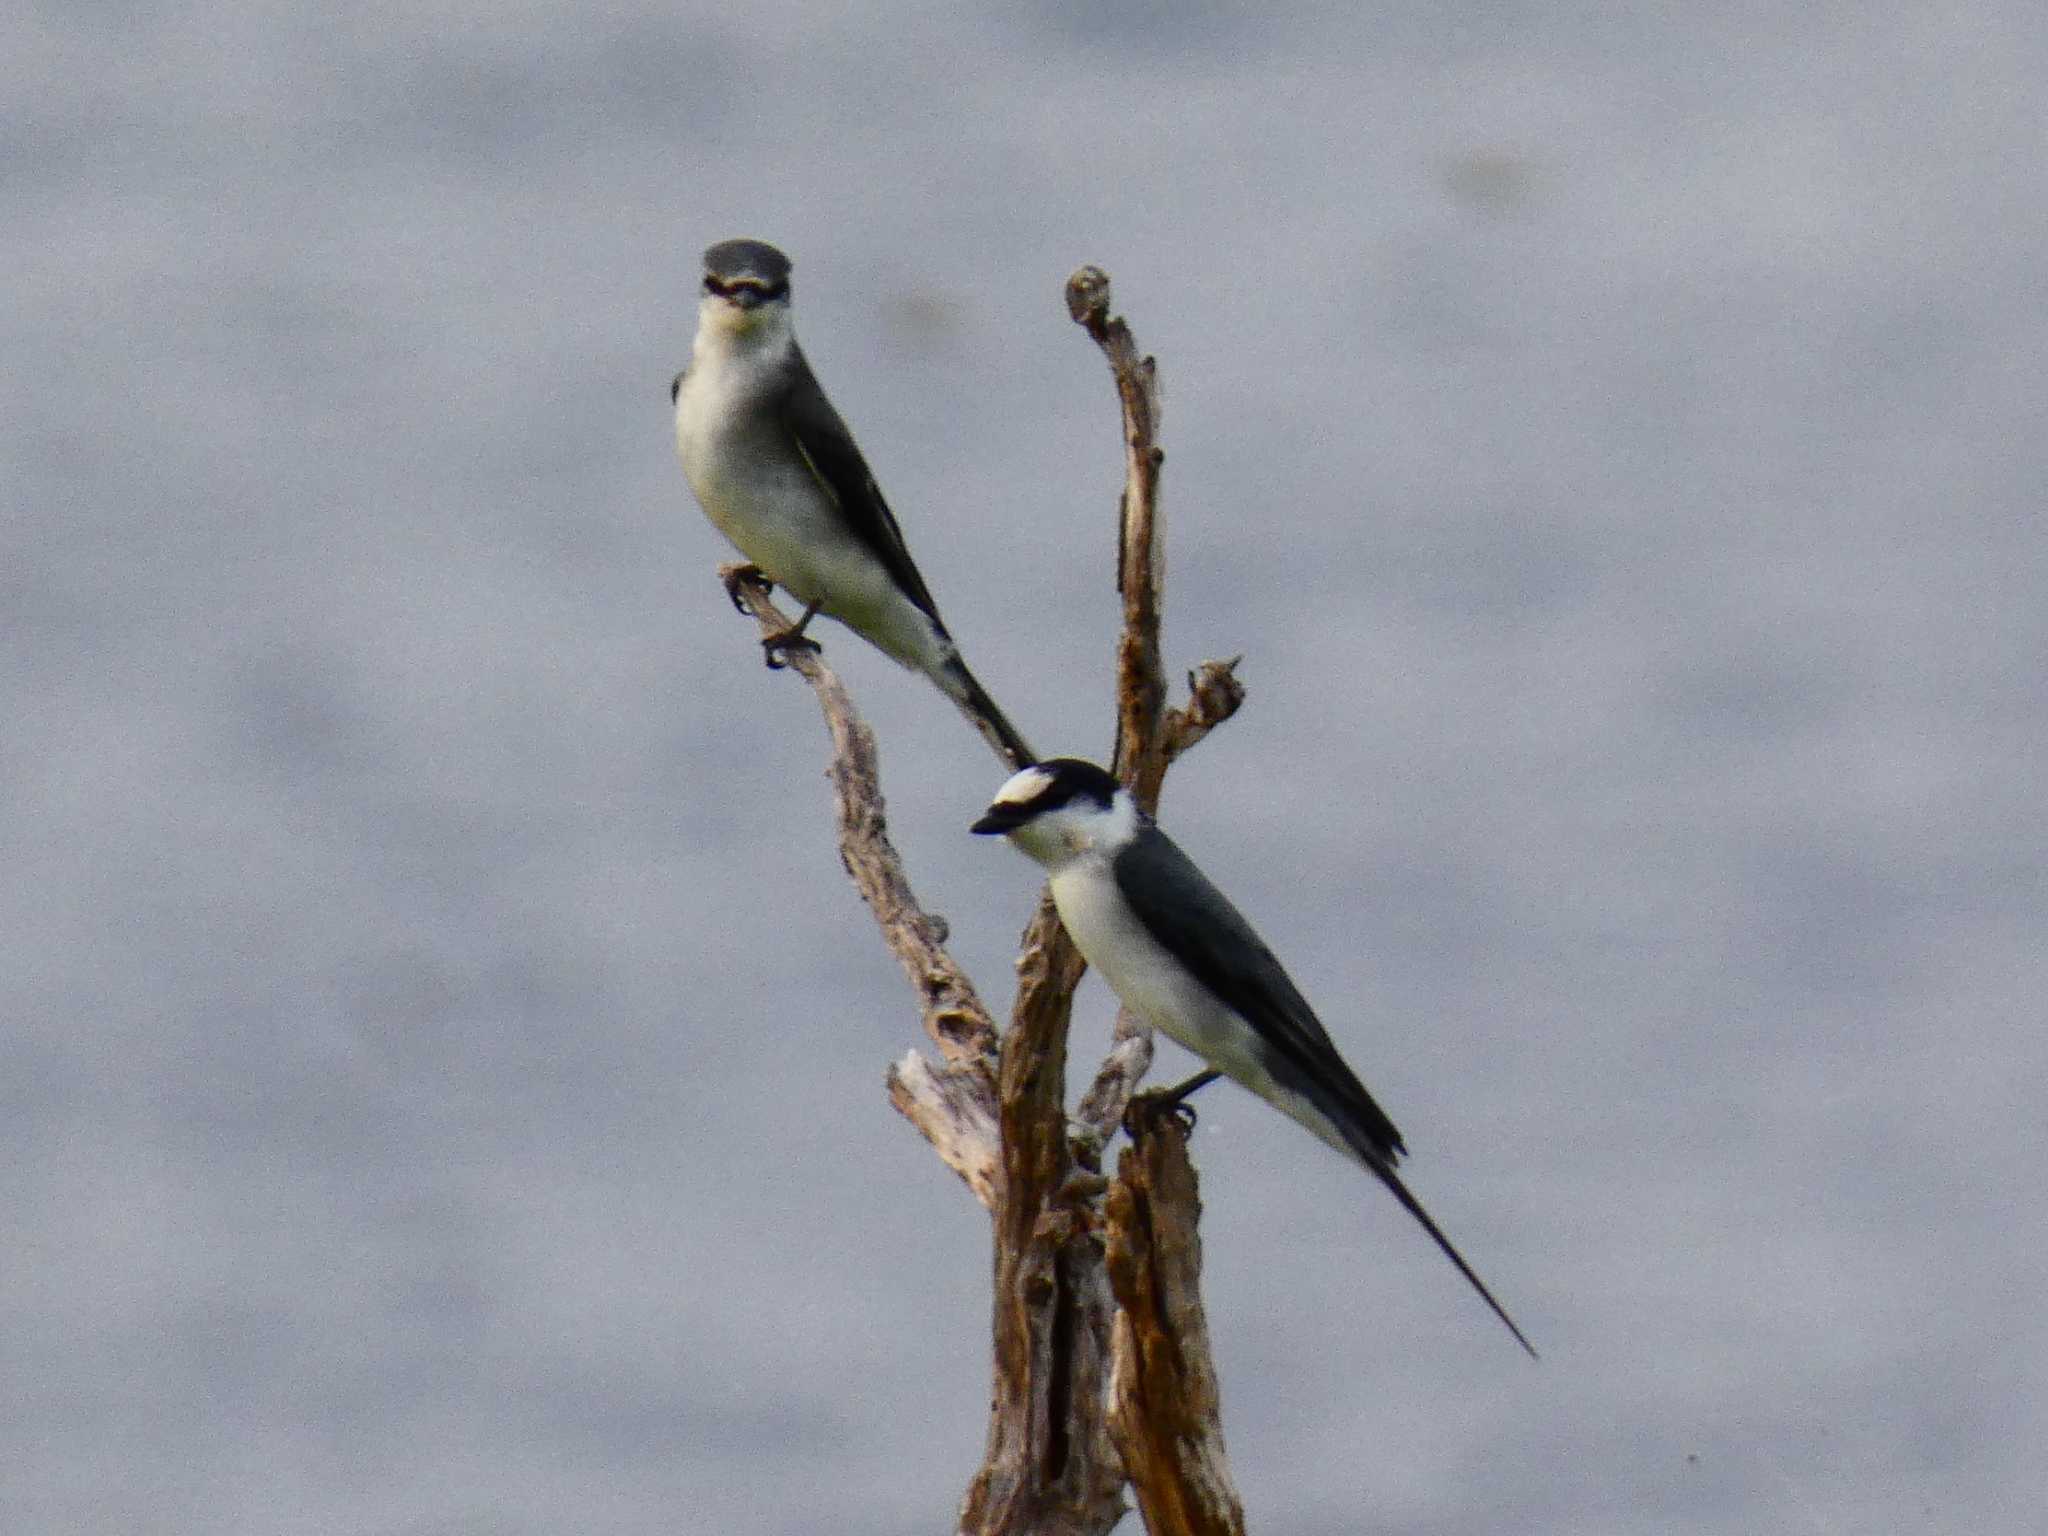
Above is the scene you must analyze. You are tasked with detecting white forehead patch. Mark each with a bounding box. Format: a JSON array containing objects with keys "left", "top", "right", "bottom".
[{"left": 991, "top": 765, "right": 1055, "bottom": 807}]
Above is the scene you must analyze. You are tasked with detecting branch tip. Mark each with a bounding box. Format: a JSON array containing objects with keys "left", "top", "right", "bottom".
[{"left": 1065, "top": 265, "right": 1113, "bottom": 328}]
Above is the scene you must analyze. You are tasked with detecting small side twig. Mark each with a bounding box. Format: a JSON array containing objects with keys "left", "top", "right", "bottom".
[
  {"left": 1072, "top": 1014, "right": 1155, "bottom": 1161},
  {"left": 1163, "top": 658, "right": 1247, "bottom": 767}
]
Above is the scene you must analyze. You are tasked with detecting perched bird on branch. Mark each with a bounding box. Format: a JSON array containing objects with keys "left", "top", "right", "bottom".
[
  {"left": 975, "top": 757, "right": 1535, "bottom": 1356},
  {"left": 673, "top": 238, "right": 1036, "bottom": 770}
]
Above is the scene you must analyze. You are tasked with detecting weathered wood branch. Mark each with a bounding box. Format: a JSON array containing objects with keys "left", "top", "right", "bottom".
[
  {"left": 721, "top": 565, "right": 1002, "bottom": 1205},
  {"left": 720, "top": 264, "right": 1247, "bottom": 1535},
  {"left": 1063, "top": 269, "right": 1247, "bottom": 1533},
  {"left": 1066, "top": 265, "right": 1172, "bottom": 816},
  {"left": 1165, "top": 657, "right": 1248, "bottom": 768},
  {"left": 963, "top": 268, "right": 1249, "bottom": 1535},
  {"left": 963, "top": 269, "right": 1248, "bottom": 1533},
  {"left": 1107, "top": 1111, "right": 1245, "bottom": 1536},
  {"left": 960, "top": 892, "right": 1123, "bottom": 1533},
  {"left": 1072, "top": 1012, "right": 1156, "bottom": 1162}
]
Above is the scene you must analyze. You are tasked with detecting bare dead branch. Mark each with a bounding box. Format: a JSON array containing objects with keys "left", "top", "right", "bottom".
[
  {"left": 1164, "top": 657, "right": 1248, "bottom": 766},
  {"left": 960, "top": 889, "right": 1127, "bottom": 1534},
  {"left": 1106, "top": 1113, "right": 1246, "bottom": 1536},
  {"left": 1066, "top": 265, "right": 1173, "bottom": 814},
  {"left": 718, "top": 263, "right": 1250, "bottom": 1533},
  {"left": 963, "top": 268, "right": 1225, "bottom": 1536},
  {"left": 888, "top": 1050, "right": 1000, "bottom": 1208},
  {"left": 1072, "top": 1016, "right": 1156, "bottom": 1160},
  {"left": 719, "top": 564, "right": 1002, "bottom": 1194},
  {"left": 1063, "top": 269, "right": 1246, "bottom": 1536}
]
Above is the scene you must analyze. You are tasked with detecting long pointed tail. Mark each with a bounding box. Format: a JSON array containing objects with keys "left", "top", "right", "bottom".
[
  {"left": 1368, "top": 1155, "right": 1538, "bottom": 1358},
  {"left": 936, "top": 654, "right": 1038, "bottom": 771}
]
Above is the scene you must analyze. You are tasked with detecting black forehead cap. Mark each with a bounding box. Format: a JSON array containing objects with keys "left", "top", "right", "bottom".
[
  {"left": 1032, "top": 757, "right": 1122, "bottom": 808},
  {"left": 702, "top": 239, "right": 792, "bottom": 287}
]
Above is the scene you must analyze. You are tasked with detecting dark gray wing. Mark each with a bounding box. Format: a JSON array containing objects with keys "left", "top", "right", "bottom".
[
  {"left": 777, "top": 344, "right": 949, "bottom": 632},
  {"left": 1118, "top": 824, "right": 1538, "bottom": 1356},
  {"left": 1113, "top": 823, "right": 1407, "bottom": 1163}
]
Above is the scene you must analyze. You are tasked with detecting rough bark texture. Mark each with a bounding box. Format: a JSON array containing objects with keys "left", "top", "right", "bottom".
[
  {"left": 721, "top": 266, "right": 1247, "bottom": 1535},
  {"left": 1106, "top": 1111, "right": 1247, "bottom": 1536},
  {"left": 958, "top": 895, "right": 1124, "bottom": 1534},
  {"left": 1066, "top": 265, "right": 1170, "bottom": 816}
]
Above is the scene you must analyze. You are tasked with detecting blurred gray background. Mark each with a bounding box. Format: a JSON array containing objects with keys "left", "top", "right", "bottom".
[{"left": 7, "top": 2, "right": 2043, "bottom": 1532}]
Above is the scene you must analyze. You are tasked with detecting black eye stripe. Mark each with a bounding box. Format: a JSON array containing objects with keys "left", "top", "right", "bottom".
[{"left": 702, "top": 275, "right": 789, "bottom": 301}]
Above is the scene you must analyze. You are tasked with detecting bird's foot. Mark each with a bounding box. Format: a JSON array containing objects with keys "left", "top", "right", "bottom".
[
  {"left": 761, "top": 628, "right": 822, "bottom": 670},
  {"left": 1122, "top": 1069, "right": 1222, "bottom": 1139},
  {"left": 1123, "top": 1088, "right": 1200, "bottom": 1138},
  {"left": 722, "top": 563, "right": 769, "bottom": 614},
  {"left": 761, "top": 595, "right": 827, "bottom": 670}
]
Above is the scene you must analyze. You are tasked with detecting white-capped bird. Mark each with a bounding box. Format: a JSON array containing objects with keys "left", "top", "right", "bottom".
[
  {"left": 672, "top": 238, "right": 1036, "bottom": 769},
  {"left": 973, "top": 757, "right": 1535, "bottom": 1356}
]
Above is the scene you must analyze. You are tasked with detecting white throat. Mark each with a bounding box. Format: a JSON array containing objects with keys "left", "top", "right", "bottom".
[
  {"left": 1008, "top": 791, "right": 1140, "bottom": 873},
  {"left": 692, "top": 296, "right": 795, "bottom": 365},
  {"left": 676, "top": 298, "right": 798, "bottom": 461}
]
